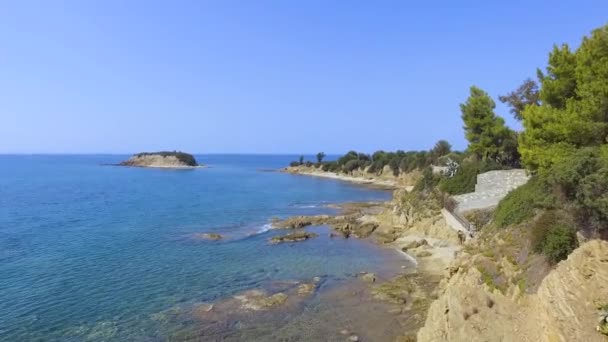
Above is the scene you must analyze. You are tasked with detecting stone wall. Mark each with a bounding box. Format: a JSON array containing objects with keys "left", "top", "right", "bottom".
[{"left": 453, "top": 169, "right": 529, "bottom": 213}]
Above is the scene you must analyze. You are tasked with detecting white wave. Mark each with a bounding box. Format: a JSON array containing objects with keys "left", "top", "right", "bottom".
[
  {"left": 292, "top": 204, "right": 318, "bottom": 208},
  {"left": 256, "top": 223, "right": 273, "bottom": 234}
]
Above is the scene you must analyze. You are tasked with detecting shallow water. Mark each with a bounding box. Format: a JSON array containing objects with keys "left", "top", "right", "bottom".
[{"left": 0, "top": 155, "right": 408, "bottom": 341}]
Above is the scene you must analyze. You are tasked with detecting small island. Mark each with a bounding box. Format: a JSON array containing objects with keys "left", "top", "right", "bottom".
[{"left": 120, "top": 151, "right": 201, "bottom": 168}]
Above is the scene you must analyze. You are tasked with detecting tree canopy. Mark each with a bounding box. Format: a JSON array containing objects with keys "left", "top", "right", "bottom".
[
  {"left": 520, "top": 25, "right": 608, "bottom": 172},
  {"left": 461, "top": 86, "right": 514, "bottom": 163}
]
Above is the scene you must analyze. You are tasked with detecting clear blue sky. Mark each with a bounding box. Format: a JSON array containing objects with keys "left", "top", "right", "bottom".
[{"left": 1, "top": 1, "right": 606, "bottom": 154}]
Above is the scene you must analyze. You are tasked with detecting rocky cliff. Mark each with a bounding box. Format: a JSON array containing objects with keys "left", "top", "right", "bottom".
[{"left": 417, "top": 240, "right": 608, "bottom": 341}]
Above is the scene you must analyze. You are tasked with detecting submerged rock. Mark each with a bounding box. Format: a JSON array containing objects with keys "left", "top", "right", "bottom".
[
  {"left": 359, "top": 272, "right": 377, "bottom": 283},
  {"left": 191, "top": 233, "right": 223, "bottom": 241},
  {"left": 297, "top": 282, "right": 317, "bottom": 296},
  {"left": 234, "top": 290, "right": 288, "bottom": 311},
  {"left": 269, "top": 231, "right": 318, "bottom": 244},
  {"left": 371, "top": 275, "right": 417, "bottom": 304}
]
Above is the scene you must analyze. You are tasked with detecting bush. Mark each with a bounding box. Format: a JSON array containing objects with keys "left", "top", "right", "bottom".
[
  {"left": 493, "top": 176, "right": 555, "bottom": 227},
  {"left": 343, "top": 159, "right": 365, "bottom": 173},
  {"left": 540, "top": 223, "right": 577, "bottom": 264},
  {"left": 440, "top": 159, "right": 506, "bottom": 195},
  {"left": 321, "top": 161, "right": 339, "bottom": 172},
  {"left": 289, "top": 161, "right": 300, "bottom": 167},
  {"left": 464, "top": 209, "right": 493, "bottom": 229},
  {"left": 529, "top": 210, "right": 577, "bottom": 263},
  {"left": 414, "top": 168, "right": 441, "bottom": 193},
  {"left": 367, "top": 159, "right": 386, "bottom": 174}
]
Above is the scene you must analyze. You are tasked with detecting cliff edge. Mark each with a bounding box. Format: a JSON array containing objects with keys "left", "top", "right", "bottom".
[{"left": 417, "top": 239, "right": 608, "bottom": 341}]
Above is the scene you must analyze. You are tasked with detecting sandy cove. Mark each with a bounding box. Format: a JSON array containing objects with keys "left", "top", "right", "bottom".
[{"left": 281, "top": 165, "right": 419, "bottom": 191}]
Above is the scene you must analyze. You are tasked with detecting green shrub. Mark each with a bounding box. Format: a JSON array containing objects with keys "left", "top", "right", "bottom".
[
  {"left": 542, "top": 225, "right": 577, "bottom": 263},
  {"left": 493, "top": 176, "right": 555, "bottom": 227},
  {"left": 439, "top": 162, "right": 479, "bottom": 194},
  {"left": 464, "top": 209, "right": 493, "bottom": 229},
  {"left": 530, "top": 210, "right": 560, "bottom": 252},
  {"left": 321, "top": 161, "right": 339, "bottom": 172},
  {"left": 343, "top": 159, "right": 365, "bottom": 173},
  {"left": 367, "top": 159, "right": 386, "bottom": 174},
  {"left": 525, "top": 210, "right": 577, "bottom": 263},
  {"left": 439, "top": 160, "right": 502, "bottom": 195},
  {"left": 414, "top": 168, "right": 441, "bottom": 192}
]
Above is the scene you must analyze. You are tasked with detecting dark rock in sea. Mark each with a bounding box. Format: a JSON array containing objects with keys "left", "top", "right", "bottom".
[
  {"left": 269, "top": 231, "right": 318, "bottom": 244},
  {"left": 191, "top": 233, "right": 223, "bottom": 241}
]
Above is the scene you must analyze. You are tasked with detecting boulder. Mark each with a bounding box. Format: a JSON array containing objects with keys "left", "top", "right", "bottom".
[{"left": 401, "top": 239, "right": 428, "bottom": 251}]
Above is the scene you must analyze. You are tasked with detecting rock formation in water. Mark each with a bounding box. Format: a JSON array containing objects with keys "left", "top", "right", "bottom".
[{"left": 120, "top": 151, "right": 199, "bottom": 168}]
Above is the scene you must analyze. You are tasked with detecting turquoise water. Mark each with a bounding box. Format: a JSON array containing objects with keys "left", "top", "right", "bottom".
[{"left": 0, "top": 155, "right": 401, "bottom": 341}]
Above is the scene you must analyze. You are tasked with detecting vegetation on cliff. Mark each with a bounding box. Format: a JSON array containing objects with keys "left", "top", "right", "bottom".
[{"left": 290, "top": 25, "right": 608, "bottom": 267}]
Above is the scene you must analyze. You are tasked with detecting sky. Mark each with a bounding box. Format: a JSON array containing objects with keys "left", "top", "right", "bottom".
[{"left": 1, "top": 1, "right": 607, "bottom": 154}]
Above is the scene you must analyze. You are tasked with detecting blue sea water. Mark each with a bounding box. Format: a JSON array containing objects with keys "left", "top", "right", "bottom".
[{"left": 0, "top": 155, "right": 401, "bottom": 341}]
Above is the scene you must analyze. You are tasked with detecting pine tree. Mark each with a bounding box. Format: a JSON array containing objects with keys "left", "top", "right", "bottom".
[{"left": 460, "top": 86, "right": 511, "bottom": 161}]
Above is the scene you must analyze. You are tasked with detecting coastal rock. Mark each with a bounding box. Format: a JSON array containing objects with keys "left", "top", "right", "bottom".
[
  {"left": 401, "top": 239, "right": 428, "bottom": 251},
  {"left": 415, "top": 250, "right": 433, "bottom": 258},
  {"left": 191, "top": 233, "right": 223, "bottom": 241},
  {"left": 269, "top": 231, "right": 318, "bottom": 244},
  {"left": 120, "top": 151, "right": 199, "bottom": 168},
  {"left": 297, "top": 282, "right": 317, "bottom": 296},
  {"left": 417, "top": 240, "right": 608, "bottom": 342},
  {"left": 234, "top": 290, "right": 288, "bottom": 311},
  {"left": 371, "top": 275, "right": 417, "bottom": 305},
  {"left": 353, "top": 222, "right": 378, "bottom": 238},
  {"left": 271, "top": 215, "right": 334, "bottom": 229},
  {"left": 359, "top": 272, "right": 376, "bottom": 283}
]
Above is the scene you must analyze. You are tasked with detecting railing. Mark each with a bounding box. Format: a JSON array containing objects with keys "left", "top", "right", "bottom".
[
  {"left": 451, "top": 209, "right": 476, "bottom": 234},
  {"left": 443, "top": 196, "right": 476, "bottom": 235}
]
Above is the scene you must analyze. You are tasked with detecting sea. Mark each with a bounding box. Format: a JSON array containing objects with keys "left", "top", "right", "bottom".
[{"left": 0, "top": 154, "right": 410, "bottom": 341}]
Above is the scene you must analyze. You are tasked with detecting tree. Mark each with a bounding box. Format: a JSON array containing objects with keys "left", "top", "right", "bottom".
[
  {"left": 431, "top": 140, "right": 452, "bottom": 159},
  {"left": 537, "top": 44, "right": 577, "bottom": 109},
  {"left": 338, "top": 150, "right": 359, "bottom": 165},
  {"left": 316, "top": 152, "right": 326, "bottom": 164},
  {"left": 499, "top": 78, "right": 540, "bottom": 121},
  {"left": 520, "top": 25, "right": 608, "bottom": 171},
  {"left": 460, "top": 86, "right": 511, "bottom": 162},
  {"left": 299, "top": 155, "right": 304, "bottom": 165}
]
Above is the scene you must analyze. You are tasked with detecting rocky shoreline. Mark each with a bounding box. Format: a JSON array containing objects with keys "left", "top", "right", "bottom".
[
  {"left": 281, "top": 165, "right": 418, "bottom": 190},
  {"left": 284, "top": 169, "right": 608, "bottom": 341},
  {"left": 263, "top": 193, "right": 461, "bottom": 340}
]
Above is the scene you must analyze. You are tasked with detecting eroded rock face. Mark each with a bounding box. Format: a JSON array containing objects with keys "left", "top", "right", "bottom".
[
  {"left": 417, "top": 240, "right": 608, "bottom": 342},
  {"left": 535, "top": 240, "right": 608, "bottom": 341}
]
